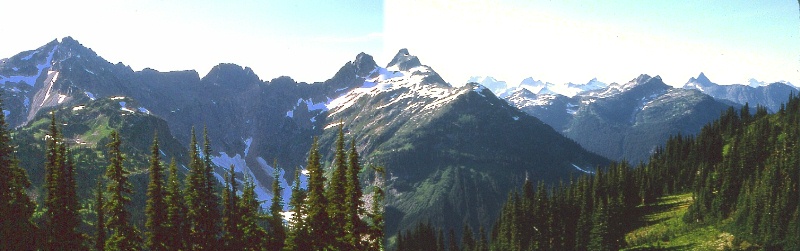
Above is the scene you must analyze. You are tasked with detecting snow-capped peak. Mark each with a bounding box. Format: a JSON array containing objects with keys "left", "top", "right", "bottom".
[
  {"left": 466, "top": 76, "right": 508, "bottom": 95},
  {"left": 386, "top": 48, "right": 423, "bottom": 71}
]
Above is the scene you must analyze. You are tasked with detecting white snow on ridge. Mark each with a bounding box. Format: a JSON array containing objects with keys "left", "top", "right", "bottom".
[
  {"left": 21, "top": 51, "right": 37, "bottom": 61},
  {"left": 285, "top": 98, "right": 330, "bottom": 118},
  {"left": 213, "top": 153, "right": 270, "bottom": 209},
  {"left": 572, "top": 164, "right": 595, "bottom": 174},
  {"left": 0, "top": 45, "right": 58, "bottom": 87},
  {"left": 243, "top": 137, "right": 253, "bottom": 156},
  {"left": 40, "top": 71, "right": 60, "bottom": 107}
]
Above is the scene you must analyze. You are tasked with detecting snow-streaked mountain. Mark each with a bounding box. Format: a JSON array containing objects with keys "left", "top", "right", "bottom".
[
  {"left": 468, "top": 76, "right": 607, "bottom": 99},
  {"left": 0, "top": 39, "right": 608, "bottom": 241},
  {"left": 683, "top": 73, "right": 798, "bottom": 112},
  {"left": 504, "top": 74, "right": 732, "bottom": 163}
]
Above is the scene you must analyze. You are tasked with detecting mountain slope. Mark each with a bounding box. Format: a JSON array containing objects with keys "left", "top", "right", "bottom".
[
  {"left": 1, "top": 38, "right": 609, "bottom": 240},
  {"left": 683, "top": 72, "right": 798, "bottom": 113},
  {"left": 313, "top": 49, "right": 608, "bottom": 237},
  {"left": 505, "top": 74, "right": 732, "bottom": 163}
]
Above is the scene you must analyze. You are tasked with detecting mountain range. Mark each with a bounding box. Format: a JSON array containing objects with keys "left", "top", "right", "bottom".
[
  {"left": 480, "top": 72, "right": 797, "bottom": 163},
  {"left": 0, "top": 37, "right": 608, "bottom": 239}
]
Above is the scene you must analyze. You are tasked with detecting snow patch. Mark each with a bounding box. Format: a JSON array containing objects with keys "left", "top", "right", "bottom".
[
  {"left": 3, "top": 110, "right": 9, "bottom": 117},
  {"left": 111, "top": 96, "right": 125, "bottom": 100},
  {"left": 85, "top": 92, "right": 96, "bottom": 100},
  {"left": 72, "top": 105, "right": 85, "bottom": 111},
  {"left": 0, "top": 45, "right": 57, "bottom": 87},
  {"left": 572, "top": 164, "right": 595, "bottom": 174},
  {"left": 243, "top": 137, "right": 253, "bottom": 156},
  {"left": 512, "top": 116, "right": 519, "bottom": 121},
  {"left": 40, "top": 71, "right": 59, "bottom": 107},
  {"left": 20, "top": 51, "right": 36, "bottom": 61},
  {"left": 57, "top": 94, "right": 67, "bottom": 104},
  {"left": 138, "top": 107, "right": 150, "bottom": 114}
]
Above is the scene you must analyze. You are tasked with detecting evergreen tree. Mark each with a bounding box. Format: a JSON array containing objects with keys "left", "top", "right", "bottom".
[
  {"left": 285, "top": 168, "right": 310, "bottom": 251},
  {"left": 0, "top": 95, "right": 36, "bottom": 250},
  {"left": 327, "top": 126, "right": 349, "bottom": 249},
  {"left": 345, "top": 139, "right": 365, "bottom": 250},
  {"left": 588, "top": 200, "right": 612, "bottom": 251},
  {"left": 185, "top": 127, "right": 219, "bottom": 250},
  {"left": 447, "top": 228, "right": 459, "bottom": 251},
  {"left": 367, "top": 165, "right": 386, "bottom": 251},
  {"left": 239, "top": 174, "right": 268, "bottom": 251},
  {"left": 462, "top": 224, "right": 475, "bottom": 251},
  {"left": 43, "top": 113, "right": 84, "bottom": 250},
  {"left": 145, "top": 133, "right": 168, "bottom": 251},
  {"left": 164, "top": 159, "right": 188, "bottom": 251},
  {"left": 305, "top": 137, "right": 331, "bottom": 250},
  {"left": 95, "top": 180, "right": 106, "bottom": 251},
  {"left": 267, "top": 160, "right": 286, "bottom": 251},
  {"left": 104, "top": 131, "right": 141, "bottom": 250},
  {"left": 221, "top": 164, "right": 243, "bottom": 250}
]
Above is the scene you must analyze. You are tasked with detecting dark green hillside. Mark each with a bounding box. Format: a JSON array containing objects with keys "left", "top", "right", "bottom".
[
  {"left": 316, "top": 83, "right": 608, "bottom": 244},
  {"left": 11, "top": 97, "right": 187, "bottom": 231}
]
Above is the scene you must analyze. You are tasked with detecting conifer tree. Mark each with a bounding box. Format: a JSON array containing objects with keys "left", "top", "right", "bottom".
[
  {"left": 306, "top": 137, "right": 331, "bottom": 250},
  {"left": 43, "top": 113, "right": 84, "bottom": 250},
  {"left": 239, "top": 174, "right": 268, "bottom": 251},
  {"left": 588, "top": 200, "right": 612, "bottom": 251},
  {"left": 327, "top": 126, "right": 349, "bottom": 249},
  {"left": 345, "top": 139, "right": 365, "bottom": 249},
  {"left": 285, "top": 168, "right": 310, "bottom": 251},
  {"left": 164, "top": 159, "right": 188, "bottom": 251},
  {"left": 221, "top": 164, "right": 242, "bottom": 250},
  {"left": 367, "top": 165, "right": 386, "bottom": 251},
  {"left": 462, "top": 224, "right": 475, "bottom": 251},
  {"left": 104, "top": 131, "right": 141, "bottom": 250},
  {"left": 447, "top": 228, "right": 458, "bottom": 251},
  {"left": 0, "top": 95, "right": 36, "bottom": 250},
  {"left": 145, "top": 133, "right": 168, "bottom": 251},
  {"left": 267, "top": 160, "right": 286, "bottom": 251},
  {"left": 95, "top": 180, "right": 106, "bottom": 251},
  {"left": 185, "top": 127, "right": 219, "bottom": 250}
]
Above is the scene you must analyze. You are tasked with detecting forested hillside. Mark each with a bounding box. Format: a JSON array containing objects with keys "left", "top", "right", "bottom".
[{"left": 398, "top": 95, "right": 800, "bottom": 251}]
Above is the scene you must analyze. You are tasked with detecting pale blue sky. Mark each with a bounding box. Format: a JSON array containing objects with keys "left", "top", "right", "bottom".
[{"left": 1, "top": 0, "right": 798, "bottom": 86}]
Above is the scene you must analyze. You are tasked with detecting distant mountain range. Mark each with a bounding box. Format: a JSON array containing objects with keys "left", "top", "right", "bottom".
[
  {"left": 0, "top": 37, "right": 607, "bottom": 239},
  {"left": 476, "top": 73, "right": 797, "bottom": 163}
]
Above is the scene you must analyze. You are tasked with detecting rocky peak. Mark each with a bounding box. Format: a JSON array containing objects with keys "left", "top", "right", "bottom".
[
  {"left": 386, "top": 48, "right": 422, "bottom": 71},
  {"left": 353, "top": 52, "right": 378, "bottom": 77}
]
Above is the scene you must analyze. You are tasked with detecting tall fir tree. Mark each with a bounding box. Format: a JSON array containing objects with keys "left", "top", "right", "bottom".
[
  {"left": 0, "top": 94, "right": 37, "bottom": 251},
  {"left": 95, "top": 179, "right": 106, "bottom": 251},
  {"left": 239, "top": 174, "right": 268, "bottom": 251},
  {"left": 368, "top": 165, "right": 386, "bottom": 251},
  {"left": 104, "top": 131, "right": 141, "bottom": 250},
  {"left": 145, "top": 133, "right": 168, "bottom": 251},
  {"left": 345, "top": 139, "right": 365, "bottom": 250},
  {"left": 164, "top": 159, "right": 188, "bottom": 251},
  {"left": 268, "top": 160, "right": 286, "bottom": 251},
  {"left": 43, "top": 112, "right": 84, "bottom": 250},
  {"left": 327, "top": 125, "right": 349, "bottom": 249},
  {"left": 0, "top": 93, "right": 38, "bottom": 250},
  {"left": 306, "top": 137, "right": 332, "bottom": 250},
  {"left": 185, "top": 127, "right": 219, "bottom": 250},
  {"left": 285, "top": 168, "right": 310, "bottom": 251},
  {"left": 221, "top": 164, "right": 243, "bottom": 250}
]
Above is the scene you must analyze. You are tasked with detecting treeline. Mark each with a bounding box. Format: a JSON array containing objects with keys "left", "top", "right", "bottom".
[
  {"left": 401, "top": 95, "right": 800, "bottom": 250},
  {"left": 0, "top": 100, "right": 386, "bottom": 250}
]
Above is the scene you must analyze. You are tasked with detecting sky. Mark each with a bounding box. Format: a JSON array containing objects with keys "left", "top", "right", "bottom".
[{"left": 1, "top": 0, "right": 798, "bottom": 87}]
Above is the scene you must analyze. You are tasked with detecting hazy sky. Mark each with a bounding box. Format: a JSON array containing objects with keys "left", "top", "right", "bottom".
[{"left": 1, "top": 0, "right": 798, "bottom": 87}]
